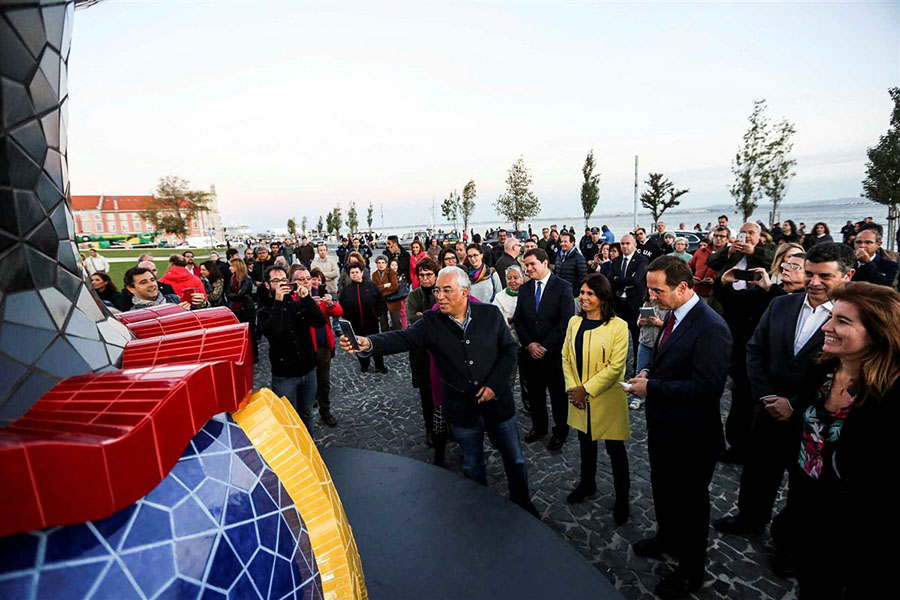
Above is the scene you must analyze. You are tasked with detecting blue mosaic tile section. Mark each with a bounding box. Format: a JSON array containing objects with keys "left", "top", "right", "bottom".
[{"left": 0, "top": 414, "right": 324, "bottom": 599}]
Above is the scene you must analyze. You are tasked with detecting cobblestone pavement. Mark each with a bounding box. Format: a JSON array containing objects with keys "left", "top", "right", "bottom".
[{"left": 254, "top": 341, "right": 797, "bottom": 599}]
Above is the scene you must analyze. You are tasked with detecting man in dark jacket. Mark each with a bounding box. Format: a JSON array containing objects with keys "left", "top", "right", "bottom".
[
  {"left": 635, "top": 227, "right": 663, "bottom": 262},
  {"left": 295, "top": 236, "right": 315, "bottom": 268},
  {"left": 554, "top": 231, "right": 587, "bottom": 298},
  {"left": 489, "top": 229, "right": 509, "bottom": 266},
  {"left": 251, "top": 246, "right": 275, "bottom": 302},
  {"left": 384, "top": 235, "right": 411, "bottom": 281},
  {"left": 851, "top": 228, "right": 898, "bottom": 287},
  {"left": 258, "top": 265, "right": 326, "bottom": 432},
  {"left": 515, "top": 248, "right": 575, "bottom": 451},
  {"left": 493, "top": 237, "right": 522, "bottom": 288},
  {"left": 405, "top": 258, "right": 440, "bottom": 453},
  {"left": 341, "top": 265, "right": 540, "bottom": 518},
  {"left": 609, "top": 234, "right": 649, "bottom": 373},
  {"left": 626, "top": 256, "right": 732, "bottom": 598}
]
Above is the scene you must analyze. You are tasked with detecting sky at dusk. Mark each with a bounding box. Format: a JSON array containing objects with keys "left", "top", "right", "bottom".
[{"left": 66, "top": 1, "right": 899, "bottom": 230}]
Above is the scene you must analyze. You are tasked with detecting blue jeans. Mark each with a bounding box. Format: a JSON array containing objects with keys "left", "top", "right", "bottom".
[
  {"left": 271, "top": 370, "right": 317, "bottom": 432},
  {"left": 636, "top": 342, "right": 655, "bottom": 375},
  {"left": 450, "top": 415, "right": 531, "bottom": 506}
]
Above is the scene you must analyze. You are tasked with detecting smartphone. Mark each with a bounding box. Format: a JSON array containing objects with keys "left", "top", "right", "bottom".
[
  {"left": 619, "top": 382, "right": 631, "bottom": 389},
  {"left": 338, "top": 319, "right": 361, "bottom": 350},
  {"left": 639, "top": 307, "right": 655, "bottom": 319},
  {"left": 732, "top": 269, "right": 762, "bottom": 282},
  {"left": 180, "top": 287, "right": 197, "bottom": 302},
  {"left": 736, "top": 232, "right": 747, "bottom": 244}
]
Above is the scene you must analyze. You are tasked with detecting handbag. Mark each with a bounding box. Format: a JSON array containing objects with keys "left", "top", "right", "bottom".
[{"left": 386, "top": 280, "right": 410, "bottom": 302}]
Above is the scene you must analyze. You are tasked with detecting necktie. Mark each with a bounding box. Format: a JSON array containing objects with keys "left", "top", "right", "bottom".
[
  {"left": 622, "top": 257, "right": 629, "bottom": 276},
  {"left": 659, "top": 312, "right": 675, "bottom": 347},
  {"left": 535, "top": 280, "right": 543, "bottom": 312}
]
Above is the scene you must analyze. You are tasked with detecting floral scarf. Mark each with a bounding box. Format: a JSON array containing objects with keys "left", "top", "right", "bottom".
[
  {"left": 799, "top": 374, "right": 855, "bottom": 479},
  {"left": 468, "top": 264, "right": 492, "bottom": 285}
]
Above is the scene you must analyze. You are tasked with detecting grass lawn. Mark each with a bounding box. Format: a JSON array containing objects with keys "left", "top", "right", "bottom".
[{"left": 99, "top": 249, "right": 215, "bottom": 289}]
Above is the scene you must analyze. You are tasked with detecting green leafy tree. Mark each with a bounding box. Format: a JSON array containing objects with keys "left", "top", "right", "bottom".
[
  {"left": 317, "top": 215, "right": 324, "bottom": 236},
  {"left": 730, "top": 100, "right": 770, "bottom": 222},
  {"left": 346, "top": 201, "right": 359, "bottom": 233},
  {"left": 461, "top": 179, "right": 476, "bottom": 235},
  {"left": 367, "top": 202, "right": 374, "bottom": 230},
  {"left": 581, "top": 150, "right": 600, "bottom": 228},
  {"left": 640, "top": 172, "right": 688, "bottom": 226},
  {"left": 494, "top": 156, "right": 540, "bottom": 230},
  {"left": 762, "top": 119, "right": 797, "bottom": 227},
  {"left": 287, "top": 218, "right": 297, "bottom": 235},
  {"left": 140, "top": 175, "right": 212, "bottom": 238},
  {"left": 862, "top": 87, "right": 900, "bottom": 251},
  {"left": 301, "top": 216, "right": 308, "bottom": 234},
  {"left": 330, "top": 205, "right": 342, "bottom": 237},
  {"left": 441, "top": 190, "right": 460, "bottom": 232}
]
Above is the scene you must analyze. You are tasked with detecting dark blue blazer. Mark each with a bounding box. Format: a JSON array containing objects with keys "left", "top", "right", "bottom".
[
  {"left": 367, "top": 302, "right": 517, "bottom": 427},
  {"left": 646, "top": 296, "right": 732, "bottom": 450},
  {"left": 513, "top": 274, "right": 575, "bottom": 354},
  {"left": 852, "top": 252, "right": 899, "bottom": 287}
]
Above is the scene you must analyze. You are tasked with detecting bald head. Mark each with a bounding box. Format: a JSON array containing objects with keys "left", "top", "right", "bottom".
[
  {"left": 138, "top": 260, "right": 158, "bottom": 278},
  {"left": 620, "top": 234, "right": 636, "bottom": 255}
]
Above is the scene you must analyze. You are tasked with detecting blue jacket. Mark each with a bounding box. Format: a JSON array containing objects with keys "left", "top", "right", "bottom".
[{"left": 554, "top": 248, "right": 587, "bottom": 297}]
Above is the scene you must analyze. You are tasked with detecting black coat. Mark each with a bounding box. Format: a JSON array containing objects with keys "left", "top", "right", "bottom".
[
  {"left": 746, "top": 291, "right": 824, "bottom": 406},
  {"left": 513, "top": 274, "right": 574, "bottom": 354},
  {"left": 367, "top": 302, "right": 518, "bottom": 427},
  {"left": 646, "top": 297, "right": 732, "bottom": 451},
  {"left": 338, "top": 280, "right": 384, "bottom": 335},
  {"left": 554, "top": 249, "right": 587, "bottom": 297},
  {"left": 608, "top": 253, "right": 649, "bottom": 313},
  {"left": 225, "top": 276, "right": 256, "bottom": 323},
  {"left": 852, "top": 251, "right": 899, "bottom": 287},
  {"left": 257, "top": 295, "right": 326, "bottom": 377},
  {"left": 493, "top": 252, "right": 519, "bottom": 287}
]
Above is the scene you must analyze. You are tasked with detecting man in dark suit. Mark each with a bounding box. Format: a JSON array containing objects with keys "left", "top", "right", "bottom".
[
  {"left": 715, "top": 242, "right": 855, "bottom": 574},
  {"left": 514, "top": 248, "right": 575, "bottom": 451},
  {"left": 340, "top": 265, "right": 539, "bottom": 518},
  {"left": 851, "top": 228, "right": 898, "bottom": 287},
  {"left": 608, "top": 234, "right": 648, "bottom": 373},
  {"left": 626, "top": 256, "right": 732, "bottom": 598},
  {"left": 554, "top": 231, "right": 587, "bottom": 298}
]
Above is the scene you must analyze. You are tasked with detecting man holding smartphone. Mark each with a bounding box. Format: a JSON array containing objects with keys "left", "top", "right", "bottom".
[{"left": 257, "top": 265, "right": 327, "bottom": 433}]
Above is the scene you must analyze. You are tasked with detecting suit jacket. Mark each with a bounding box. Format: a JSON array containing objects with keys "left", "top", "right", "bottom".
[
  {"left": 646, "top": 297, "right": 732, "bottom": 450},
  {"left": 367, "top": 302, "right": 518, "bottom": 427},
  {"left": 608, "top": 253, "right": 649, "bottom": 312},
  {"left": 746, "top": 292, "right": 824, "bottom": 408},
  {"left": 513, "top": 274, "right": 575, "bottom": 354},
  {"left": 852, "top": 251, "right": 899, "bottom": 287}
]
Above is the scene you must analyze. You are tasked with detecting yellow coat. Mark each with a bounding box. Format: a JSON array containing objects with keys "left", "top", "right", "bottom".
[{"left": 562, "top": 315, "right": 630, "bottom": 441}]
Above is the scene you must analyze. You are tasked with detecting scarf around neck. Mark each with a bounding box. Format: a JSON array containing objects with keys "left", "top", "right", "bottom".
[
  {"left": 504, "top": 287, "right": 519, "bottom": 297},
  {"left": 469, "top": 264, "right": 492, "bottom": 285},
  {"left": 132, "top": 293, "right": 168, "bottom": 308}
]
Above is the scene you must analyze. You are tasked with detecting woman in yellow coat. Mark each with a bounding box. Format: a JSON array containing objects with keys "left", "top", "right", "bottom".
[{"left": 562, "top": 273, "right": 631, "bottom": 525}]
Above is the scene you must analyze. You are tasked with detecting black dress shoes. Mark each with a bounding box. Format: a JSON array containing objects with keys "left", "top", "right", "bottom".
[
  {"left": 320, "top": 412, "right": 338, "bottom": 427},
  {"left": 713, "top": 514, "right": 765, "bottom": 536},
  {"left": 632, "top": 535, "right": 668, "bottom": 559},
  {"left": 523, "top": 429, "right": 546, "bottom": 443},
  {"left": 375, "top": 366, "right": 389, "bottom": 374},
  {"left": 654, "top": 569, "right": 704, "bottom": 599},
  {"left": 547, "top": 435, "right": 566, "bottom": 451},
  {"left": 566, "top": 483, "right": 596, "bottom": 504}
]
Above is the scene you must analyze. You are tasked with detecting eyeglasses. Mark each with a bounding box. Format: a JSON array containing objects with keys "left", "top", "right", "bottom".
[
  {"left": 781, "top": 262, "right": 803, "bottom": 271},
  {"left": 713, "top": 234, "right": 728, "bottom": 238},
  {"left": 854, "top": 240, "right": 876, "bottom": 245},
  {"left": 434, "top": 287, "right": 459, "bottom": 297},
  {"left": 268, "top": 277, "right": 288, "bottom": 284},
  {"left": 466, "top": 254, "right": 481, "bottom": 260}
]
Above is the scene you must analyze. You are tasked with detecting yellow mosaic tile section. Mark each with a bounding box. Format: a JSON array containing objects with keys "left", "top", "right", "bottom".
[{"left": 233, "top": 389, "right": 367, "bottom": 600}]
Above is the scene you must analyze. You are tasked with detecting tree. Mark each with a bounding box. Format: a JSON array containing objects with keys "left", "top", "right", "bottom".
[
  {"left": 730, "top": 100, "right": 770, "bottom": 222},
  {"left": 494, "top": 156, "right": 540, "bottom": 230},
  {"left": 329, "top": 205, "right": 342, "bottom": 237},
  {"left": 287, "top": 218, "right": 297, "bottom": 235},
  {"left": 140, "top": 175, "right": 212, "bottom": 238},
  {"left": 346, "top": 201, "right": 359, "bottom": 233},
  {"left": 640, "top": 172, "right": 688, "bottom": 227},
  {"left": 301, "top": 216, "right": 307, "bottom": 234},
  {"left": 366, "top": 202, "right": 374, "bottom": 230},
  {"left": 317, "top": 215, "right": 324, "bottom": 236},
  {"left": 581, "top": 150, "right": 600, "bottom": 228},
  {"left": 762, "top": 119, "right": 797, "bottom": 227},
  {"left": 862, "top": 87, "right": 900, "bottom": 251},
  {"left": 441, "top": 190, "right": 460, "bottom": 232},
  {"left": 461, "top": 179, "right": 476, "bottom": 235}
]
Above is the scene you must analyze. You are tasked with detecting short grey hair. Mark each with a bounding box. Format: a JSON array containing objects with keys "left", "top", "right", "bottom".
[
  {"left": 437, "top": 266, "right": 470, "bottom": 291},
  {"left": 674, "top": 236, "right": 689, "bottom": 248},
  {"left": 741, "top": 221, "right": 761, "bottom": 233},
  {"left": 505, "top": 265, "right": 523, "bottom": 278},
  {"left": 504, "top": 237, "right": 520, "bottom": 251}
]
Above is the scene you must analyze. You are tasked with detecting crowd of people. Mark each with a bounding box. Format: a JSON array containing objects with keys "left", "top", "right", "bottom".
[{"left": 85, "top": 214, "right": 898, "bottom": 599}]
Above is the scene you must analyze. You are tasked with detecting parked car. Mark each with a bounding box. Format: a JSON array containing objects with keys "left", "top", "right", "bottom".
[
  {"left": 648, "top": 230, "right": 704, "bottom": 253},
  {"left": 483, "top": 230, "right": 529, "bottom": 247}
]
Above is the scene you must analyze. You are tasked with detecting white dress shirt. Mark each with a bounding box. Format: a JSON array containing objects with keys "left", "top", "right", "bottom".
[
  {"left": 794, "top": 295, "right": 833, "bottom": 355},
  {"left": 669, "top": 291, "right": 700, "bottom": 333},
  {"left": 617, "top": 252, "right": 636, "bottom": 298}
]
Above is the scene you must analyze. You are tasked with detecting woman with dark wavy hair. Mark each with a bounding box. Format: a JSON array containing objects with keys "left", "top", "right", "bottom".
[
  {"left": 561, "top": 273, "right": 631, "bottom": 524},
  {"left": 792, "top": 282, "right": 900, "bottom": 599},
  {"left": 90, "top": 271, "right": 117, "bottom": 303}
]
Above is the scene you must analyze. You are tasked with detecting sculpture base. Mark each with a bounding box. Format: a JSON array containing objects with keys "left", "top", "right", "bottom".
[{"left": 322, "top": 447, "right": 622, "bottom": 600}]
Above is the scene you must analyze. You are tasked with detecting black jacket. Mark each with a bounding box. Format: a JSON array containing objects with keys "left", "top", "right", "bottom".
[
  {"left": 338, "top": 280, "right": 384, "bottom": 335},
  {"left": 257, "top": 295, "right": 326, "bottom": 377},
  {"left": 646, "top": 297, "right": 732, "bottom": 451},
  {"left": 608, "top": 253, "right": 649, "bottom": 313},
  {"left": 746, "top": 291, "right": 824, "bottom": 406},
  {"left": 554, "top": 248, "right": 587, "bottom": 297},
  {"left": 384, "top": 247, "right": 411, "bottom": 280},
  {"left": 493, "top": 253, "right": 519, "bottom": 287},
  {"left": 224, "top": 276, "right": 255, "bottom": 322},
  {"left": 367, "top": 302, "right": 518, "bottom": 427},
  {"left": 513, "top": 274, "right": 574, "bottom": 353},
  {"left": 852, "top": 251, "right": 898, "bottom": 287}
]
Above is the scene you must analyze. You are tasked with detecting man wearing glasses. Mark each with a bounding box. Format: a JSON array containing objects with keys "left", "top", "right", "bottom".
[
  {"left": 850, "top": 227, "right": 898, "bottom": 287},
  {"left": 257, "top": 265, "right": 326, "bottom": 433},
  {"left": 339, "top": 266, "right": 540, "bottom": 518}
]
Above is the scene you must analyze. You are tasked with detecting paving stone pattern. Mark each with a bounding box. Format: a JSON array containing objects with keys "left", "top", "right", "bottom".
[{"left": 254, "top": 341, "right": 798, "bottom": 599}]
